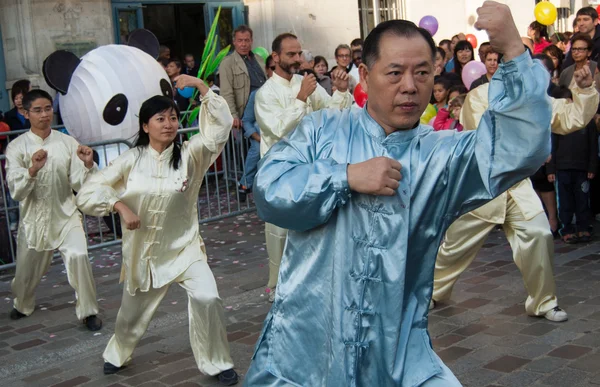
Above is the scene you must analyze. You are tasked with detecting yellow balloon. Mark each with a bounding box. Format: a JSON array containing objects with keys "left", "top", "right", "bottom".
[
  {"left": 534, "top": 2, "right": 557, "bottom": 26},
  {"left": 421, "top": 104, "right": 437, "bottom": 125}
]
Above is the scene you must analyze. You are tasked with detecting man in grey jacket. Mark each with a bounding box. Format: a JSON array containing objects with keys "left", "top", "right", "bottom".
[
  {"left": 220, "top": 25, "right": 266, "bottom": 126},
  {"left": 219, "top": 25, "right": 267, "bottom": 199}
]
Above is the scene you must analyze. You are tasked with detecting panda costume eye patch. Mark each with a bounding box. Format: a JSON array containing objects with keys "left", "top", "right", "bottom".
[
  {"left": 160, "top": 79, "right": 173, "bottom": 98},
  {"left": 103, "top": 94, "right": 129, "bottom": 126}
]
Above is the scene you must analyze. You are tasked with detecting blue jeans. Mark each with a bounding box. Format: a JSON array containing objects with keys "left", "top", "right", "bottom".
[{"left": 240, "top": 138, "right": 260, "bottom": 189}]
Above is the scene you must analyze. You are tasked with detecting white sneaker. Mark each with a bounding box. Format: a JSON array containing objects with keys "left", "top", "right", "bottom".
[
  {"left": 544, "top": 306, "right": 568, "bottom": 322},
  {"left": 268, "top": 287, "right": 276, "bottom": 303},
  {"left": 429, "top": 299, "right": 436, "bottom": 310}
]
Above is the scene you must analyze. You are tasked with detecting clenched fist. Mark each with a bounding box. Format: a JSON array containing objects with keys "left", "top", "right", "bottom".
[
  {"left": 114, "top": 202, "right": 141, "bottom": 230},
  {"left": 347, "top": 157, "right": 402, "bottom": 196},
  {"left": 77, "top": 145, "right": 95, "bottom": 169},
  {"left": 297, "top": 74, "right": 317, "bottom": 103},
  {"left": 331, "top": 68, "right": 349, "bottom": 93},
  {"left": 574, "top": 64, "right": 594, "bottom": 89},
  {"left": 474, "top": 1, "right": 524, "bottom": 62},
  {"left": 173, "top": 74, "right": 209, "bottom": 96},
  {"left": 29, "top": 149, "right": 48, "bottom": 177}
]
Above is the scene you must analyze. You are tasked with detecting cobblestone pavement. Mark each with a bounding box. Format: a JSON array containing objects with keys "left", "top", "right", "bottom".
[{"left": 1, "top": 214, "right": 600, "bottom": 387}]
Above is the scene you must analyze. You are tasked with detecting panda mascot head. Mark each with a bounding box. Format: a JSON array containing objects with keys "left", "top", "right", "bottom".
[{"left": 42, "top": 29, "right": 173, "bottom": 144}]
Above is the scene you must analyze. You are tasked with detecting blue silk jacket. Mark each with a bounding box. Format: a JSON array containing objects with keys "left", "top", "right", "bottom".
[{"left": 249, "top": 52, "right": 551, "bottom": 386}]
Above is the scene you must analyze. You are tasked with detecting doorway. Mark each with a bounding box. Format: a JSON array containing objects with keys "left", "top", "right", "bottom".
[
  {"left": 113, "top": 1, "right": 244, "bottom": 63},
  {"left": 143, "top": 4, "right": 207, "bottom": 61}
]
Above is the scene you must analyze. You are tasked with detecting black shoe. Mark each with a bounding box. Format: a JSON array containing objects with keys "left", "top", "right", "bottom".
[
  {"left": 218, "top": 369, "right": 239, "bottom": 386},
  {"left": 9, "top": 308, "right": 26, "bottom": 320},
  {"left": 84, "top": 315, "right": 103, "bottom": 331},
  {"left": 103, "top": 362, "right": 125, "bottom": 375}
]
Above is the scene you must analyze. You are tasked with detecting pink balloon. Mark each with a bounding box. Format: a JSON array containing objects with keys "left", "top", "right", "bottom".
[{"left": 461, "top": 61, "right": 487, "bottom": 90}]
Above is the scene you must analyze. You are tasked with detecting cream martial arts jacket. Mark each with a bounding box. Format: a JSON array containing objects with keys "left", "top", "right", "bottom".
[
  {"left": 76, "top": 90, "right": 232, "bottom": 295},
  {"left": 5, "top": 130, "right": 97, "bottom": 251},
  {"left": 255, "top": 72, "right": 354, "bottom": 157},
  {"left": 460, "top": 81, "right": 599, "bottom": 223}
]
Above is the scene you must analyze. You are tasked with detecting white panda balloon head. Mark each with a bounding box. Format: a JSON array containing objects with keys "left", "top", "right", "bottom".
[{"left": 43, "top": 30, "right": 173, "bottom": 144}]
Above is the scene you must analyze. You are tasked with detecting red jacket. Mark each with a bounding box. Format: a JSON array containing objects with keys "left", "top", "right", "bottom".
[{"left": 433, "top": 108, "right": 463, "bottom": 132}]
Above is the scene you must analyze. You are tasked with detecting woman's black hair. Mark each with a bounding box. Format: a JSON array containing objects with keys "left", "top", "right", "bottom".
[
  {"left": 314, "top": 55, "right": 329, "bottom": 70},
  {"left": 435, "top": 46, "right": 446, "bottom": 60},
  {"left": 529, "top": 21, "right": 549, "bottom": 42},
  {"left": 453, "top": 41, "right": 474, "bottom": 79},
  {"left": 136, "top": 95, "right": 182, "bottom": 170},
  {"left": 448, "top": 84, "right": 468, "bottom": 97},
  {"left": 431, "top": 76, "right": 452, "bottom": 104}
]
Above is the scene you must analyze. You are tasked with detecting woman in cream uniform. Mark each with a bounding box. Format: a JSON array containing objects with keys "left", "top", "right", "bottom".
[{"left": 76, "top": 75, "right": 239, "bottom": 386}]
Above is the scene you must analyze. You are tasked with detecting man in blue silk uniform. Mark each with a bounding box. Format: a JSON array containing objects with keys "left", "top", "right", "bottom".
[{"left": 244, "top": 2, "right": 552, "bottom": 386}]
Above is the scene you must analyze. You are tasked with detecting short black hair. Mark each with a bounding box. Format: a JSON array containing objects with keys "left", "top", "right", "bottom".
[
  {"left": 480, "top": 42, "right": 491, "bottom": 48},
  {"left": 11, "top": 79, "right": 31, "bottom": 102},
  {"left": 439, "top": 39, "right": 451, "bottom": 47},
  {"left": 233, "top": 25, "right": 253, "bottom": 39},
  {"left": 435, "top": 47, "right": 445, "bottom": 59},
  {"left": 351, "top": 38, "right": 363, "bottom": 47},
  {"left": 266, "top": 54, "right": 275, "bottom": 68},
  {"left": 167, "top": 58, "right": 182, "bottom": 69},
  {"left": 532, "top": 53, "right": 555, "bottom": 74},
  {"left": 158, "top": 57, "right": 169, "bottom": 67},
  {"left": 363, "top": 20, "right": 436, "bottom": 69},
  {"left": 184, "top": 53, "right": 194, "bottom": 59},
  {"left": 448, "top": 84, "right": 468, "bottom": 96},
  {"left": 23, "top": 89, "right": 53, "bottom": 111},
  {"left": 272, "top": 33, "right": 297, "bottom": 54},
  {"left": 551, "top": 85, "right": 573, "bottom": 100},
  {"left": 434, "top": 76, "right": 451, "bottom": 89},
  {"left": 577, "top": 6, "right": 598, "bottom": 21}
]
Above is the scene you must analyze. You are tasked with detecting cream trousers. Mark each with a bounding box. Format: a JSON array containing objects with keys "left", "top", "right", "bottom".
[
  {"left": 265, "top": 223, "right": 287, "bottom": 289},
  {"left": 103, "top": 259, "right": 234, "bottom": 376},
  {"left": 433, "top": 196, "right": 558, "bottom": 316},
  {"left": 11, "top": 225, "right": 99, "bottom": 320}
]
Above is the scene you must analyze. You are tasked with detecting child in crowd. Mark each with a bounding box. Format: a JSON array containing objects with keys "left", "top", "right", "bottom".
[
  {"left": 432, "top": 77, "right": 451, "bottom": 112},
  {"left": 433, "top": 94, "right": 465, "bottom": 132}
]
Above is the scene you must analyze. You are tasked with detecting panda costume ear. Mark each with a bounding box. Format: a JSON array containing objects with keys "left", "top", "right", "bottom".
[
  {"left": 127, "top": 29, "right": 160, "bottom": 59},
  {"left": 43, "top": 50, "right": 81, "bottom": 95}
]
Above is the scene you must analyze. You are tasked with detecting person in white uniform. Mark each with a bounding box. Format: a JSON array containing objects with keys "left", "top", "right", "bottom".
[
  {"left": 254, "top": 32, "right": 354, "bottom": 301},
  {"left": 5, "top": 89, "right": 102, "bottom": 331},
  {"left": 76, "top": 75, "right": 239, "bottom": 385}
]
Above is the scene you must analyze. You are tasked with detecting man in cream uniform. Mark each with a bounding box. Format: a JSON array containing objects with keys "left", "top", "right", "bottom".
[
  {"left": 255, "top": 33, "right": 353, "bottom": 302},
  {"left": 5, "top": 89, "right": 102, "bottom": 330},
  {"left": 432, "top": 64, "right": 599, "bottom": 322}
]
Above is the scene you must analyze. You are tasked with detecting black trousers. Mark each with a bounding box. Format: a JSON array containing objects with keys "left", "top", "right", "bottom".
[{"left": 556, "top": 170, "right": 592, "bottom": 235}]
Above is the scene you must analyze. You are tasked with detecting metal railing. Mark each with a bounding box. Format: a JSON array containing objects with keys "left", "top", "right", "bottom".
[{"left": 0, "top": 125, "right": 256, "bottom": 270}]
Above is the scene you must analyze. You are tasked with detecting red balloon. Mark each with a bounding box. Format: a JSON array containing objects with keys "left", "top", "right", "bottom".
[
  {"left": 465, "top": 34, "right": 478, "bottom": 49},
  {"left": 597, "top": 5, "right": 600, "bottom": 15},
  {"left": 353, "top": 83, "right": 368, "bottom": 108}
]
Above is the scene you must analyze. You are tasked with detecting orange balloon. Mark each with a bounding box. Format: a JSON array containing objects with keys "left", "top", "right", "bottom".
[{"left": 465, "top": 34, "right": 478, "bottom": 49}]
